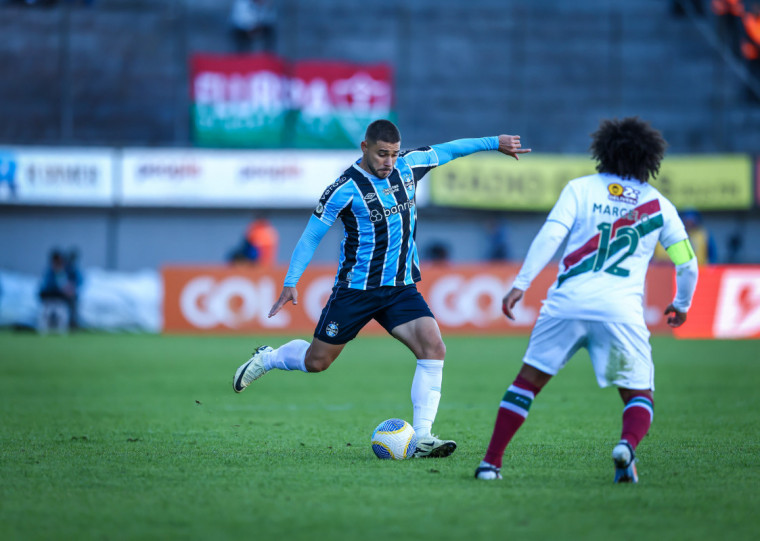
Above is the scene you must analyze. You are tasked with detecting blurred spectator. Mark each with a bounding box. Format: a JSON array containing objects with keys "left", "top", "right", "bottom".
[
  {"left": 229, "top": 0, "right": 277, "bottom": 53},
  {"left": 741, "top": 5, "right": 760, "bottom": 60},
  {"left": 712, "top": 0, "right": 744, "bottom": 16},
  {"left": 486, "top": 219, "right": 511, "bottom": 261},
  {"left": 38, "top": 248, "right": 81, "bottom": 333},
  {"left": 672, "top": 0, "right": 706, "bottom": 16},
  {"left": 425, "top": 241, "right": 451, "bottom": 265},
  {"left": 65, "top": 247, "right": 84, "bottom": 329},
  {"left": 654, "top": 209, "right": 718, "bottom": 264},
  {"left": 712, "top": 1, "right": 760, "bottom": 65},
  {"left": 727, "top": 228, "right": 744, "bottom": 262},
  {"left": 228, "top": 217, "right": 279, "bottom": 266}
]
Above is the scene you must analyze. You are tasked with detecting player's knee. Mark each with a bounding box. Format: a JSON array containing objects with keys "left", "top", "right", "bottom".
[
  {"left": 619, "top": 387, "right": 653, "bottom": 404},
  {"left": 421, "top": 339, "right": 446, "bottom": 360},
  {"left": 304, "top": 352, "right": 333, "bottom": 373}
]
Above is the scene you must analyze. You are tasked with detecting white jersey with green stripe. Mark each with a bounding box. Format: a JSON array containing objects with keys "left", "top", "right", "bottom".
[{"left": 541, "top": 173, "right": 687, "bottom": 324}]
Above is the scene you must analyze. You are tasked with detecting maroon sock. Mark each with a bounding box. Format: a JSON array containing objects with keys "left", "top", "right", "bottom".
[
  {"left": 483, "top": 375, "right": 542, "bottom": 468},
  {"left": 620, "top": 394, "right": 654, "bottom": 449}
]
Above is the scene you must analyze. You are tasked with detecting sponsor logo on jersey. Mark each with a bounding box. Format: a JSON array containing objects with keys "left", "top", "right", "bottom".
[
  {"left": 607, "top": 183, "right": 639, "bottom": 205},
  {"left": 383, "top": 184, "right": 400, "bottom": 196},
  {"left": 363, "top": 192, "right": 377, "bottom": 203},
  {"left": 320, "top": 176, "right": 348, "bottom": 200},
  {"left": 369, "top": 200, "right": 416, "bottom": 222}
]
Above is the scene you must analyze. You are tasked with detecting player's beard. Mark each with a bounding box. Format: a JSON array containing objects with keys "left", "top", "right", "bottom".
[{"left": 368, "top": 161, "right": 391, "bottom": 179}]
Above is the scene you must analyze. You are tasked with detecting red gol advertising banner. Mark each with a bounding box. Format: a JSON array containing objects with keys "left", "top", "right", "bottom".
[
  {"left": 673, "top": 265, "right": 760, "bottom": 339},
  {"left": 162, "top": 263, "right": 679, "bottom": 336}
]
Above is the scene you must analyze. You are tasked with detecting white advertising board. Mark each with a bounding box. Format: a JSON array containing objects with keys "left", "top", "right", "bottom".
[
  {"left": 119, "top": 149, "right": 361, "bottom": 207},
  {"left": 0, "top": 147, "right": 115, "bottom": 206}
]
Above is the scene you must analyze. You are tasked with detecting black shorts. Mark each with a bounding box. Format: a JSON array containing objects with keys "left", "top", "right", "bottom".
[{"left": 314, "top": 284, "right": 434, "bottom": 345}]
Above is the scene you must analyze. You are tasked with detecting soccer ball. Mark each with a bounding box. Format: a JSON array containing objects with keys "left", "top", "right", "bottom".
[{"left": 371, "top": 418, "right": 418, "bottom": 460}]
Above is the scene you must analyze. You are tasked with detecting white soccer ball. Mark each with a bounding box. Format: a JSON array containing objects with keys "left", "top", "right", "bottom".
[{"left": 371, "top": 418, "right": 418, "bottom": 460}]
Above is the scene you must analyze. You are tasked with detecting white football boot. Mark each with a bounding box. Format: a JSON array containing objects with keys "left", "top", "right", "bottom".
[
  {"left": 413, "top": 434, "right": 457, "bottom": 458},
  {"left": 233, "top": 346, "right": 273, "bottom": 393},
  {"left": 474, "top": 461, "right": 503, "bottom": 480},
  {"left": 612, "top": 439, "right": 639, "bottom": 483}
]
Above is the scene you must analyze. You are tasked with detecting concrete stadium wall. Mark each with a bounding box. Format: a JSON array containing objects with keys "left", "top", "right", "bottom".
[
  {"left": 0, "top": 0, "right": 759, "bottom": 152},
  {"left": 1, "top": 206, "right": 758, "bottom": 275}
]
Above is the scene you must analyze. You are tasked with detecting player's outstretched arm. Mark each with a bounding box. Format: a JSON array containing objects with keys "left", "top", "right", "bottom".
[
  {"left": 497, "top": 134, "right": 532, "bottom": 160},
  {"left": 502, "top": 287, "right": 524, "bottom": 321},
  {"left": 269, "top": 286, "right": 298, "bottom": 318}
]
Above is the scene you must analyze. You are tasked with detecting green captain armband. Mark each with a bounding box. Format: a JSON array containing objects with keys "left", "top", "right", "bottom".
[{"left": 666, "top": 239, "right": 696, "bottom": 265}]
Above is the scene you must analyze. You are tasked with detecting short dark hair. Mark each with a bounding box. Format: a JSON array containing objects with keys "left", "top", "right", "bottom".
[
  {"left": 590, "top": 117, "right": 667, "bottom": 183},
  {"left": 365, "top": 119, "right": 401, "bottom": 144}
]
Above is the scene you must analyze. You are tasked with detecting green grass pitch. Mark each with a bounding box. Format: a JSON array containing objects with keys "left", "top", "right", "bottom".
[{"left": 1, "top": 332, "right": 758, "bottom": 540}]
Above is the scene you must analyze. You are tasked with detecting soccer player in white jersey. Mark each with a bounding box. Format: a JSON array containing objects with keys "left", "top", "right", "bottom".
[
  {"left": 233, "top": 120, "right": 531, "bottom": 458},
  {"left": 474, "top": 117, "right": 698, "bottom": 482}
]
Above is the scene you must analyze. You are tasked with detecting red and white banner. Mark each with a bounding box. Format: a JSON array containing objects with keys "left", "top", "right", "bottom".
[
  {"left": 162, "top": 263, "right": 679, "bottom": 335},
  {"left": 191, "top": 54, "right": 290, "bottom": 147},
  {"left": 190, "top": 53, "right": 394, "bottom": 149},
  {"left": 164, "top": 264, "right": 760, "bottom": 338},
  {"left": 291, "top": 60, "right": 394, "bottom": 148}
]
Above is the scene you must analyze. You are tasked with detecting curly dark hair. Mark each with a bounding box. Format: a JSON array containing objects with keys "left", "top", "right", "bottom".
[
  {"left": 590, "top": 117, "right": 667, "bottom": 183},
  {"left": 365, "top": 119, "right": 401, "bottom": 144}
]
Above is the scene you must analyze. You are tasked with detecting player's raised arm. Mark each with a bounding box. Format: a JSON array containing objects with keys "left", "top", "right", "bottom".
[
  {"left": 497, "top": 134, "right": 532, "bottom": 160},
  {"left": 428, "top": 134, "right": 530, "bottom": 167}
]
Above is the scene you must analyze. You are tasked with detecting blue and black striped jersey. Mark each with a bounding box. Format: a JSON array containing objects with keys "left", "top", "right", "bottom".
[{"left": 311, "top": 138, "right": 498, "bottom": 290}]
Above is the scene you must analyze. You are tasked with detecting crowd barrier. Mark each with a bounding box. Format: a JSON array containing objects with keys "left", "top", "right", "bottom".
[{"left": 162, "top": 263, "right": 760, "bottom": 338}]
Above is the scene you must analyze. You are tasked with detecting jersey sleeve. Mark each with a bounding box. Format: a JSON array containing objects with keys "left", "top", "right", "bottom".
[
  {"left": 657, "top": 198, "right": 688, "bottom": 249},
  {"left": 400, "top": 137, "right": 499, "bottom": 182},
  {"left": 430, "top": 137, "right": 499, "bottom": 166},
  {"left": 512, "top": 220, "right": 570, "bottom": 291},
  {"left": 545, "top": 181, "right": 578, "bottom": 230},
  {"left": 312, "top": 179, "right": 353, "bottom": 226},
  {"left": 283, "top": 215, "right": 331, "bottom": 287}
]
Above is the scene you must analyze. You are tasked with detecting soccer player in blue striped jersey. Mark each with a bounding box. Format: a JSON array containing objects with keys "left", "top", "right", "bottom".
[{"left": 233, "top": 119, "right": 531, "bottom": 458}]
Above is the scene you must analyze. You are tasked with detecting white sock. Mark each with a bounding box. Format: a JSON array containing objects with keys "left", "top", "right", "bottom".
[
  {"left": 411, "top": 359, "right": 443, "bottom": 438},
  {"left": 262, "top": 339, "right": 309, "bottom": 372}
]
